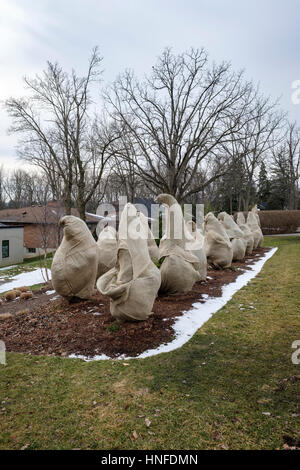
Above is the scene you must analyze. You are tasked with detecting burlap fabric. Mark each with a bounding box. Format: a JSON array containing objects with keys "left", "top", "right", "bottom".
[
  {"left": 204, "top": 212, "right": 233, "bottom": 268},
  {"left": 157, "top": 194, "right": 202, "bottom": 294},
  {"left": 97, "top": 203, "right": 161, "bottom": 321},
  {"left": 51, "top": 215, "right": 98, "bottom": 299}
]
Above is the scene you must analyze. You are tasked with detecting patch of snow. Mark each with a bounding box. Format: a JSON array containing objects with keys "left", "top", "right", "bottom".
[
  {"left": 202, "top": 294, "right": 209, "bottom": 299},
  {"left": 207, "top": 276, "right": 213, "bottom": 280},
  {"left": 0, "top": 268, "right": 51, "bottom": 293},
  {"left": 86, "top": 307, "right": 102, "bottom": 316},
  {"left": 0, "top": 265, "right": 17, "bottom": 271},
  {"left": 69, "top": 247, "right": 278, "bottom": 362},
  {"left": 46, "top": 290, "right": 56, "bottom": 295},
  {"left": 69, "top": 352, "right": 111, "bottom": 361},
  {"left": 50, "top": 295, "right": 60, "bottom": 301}
]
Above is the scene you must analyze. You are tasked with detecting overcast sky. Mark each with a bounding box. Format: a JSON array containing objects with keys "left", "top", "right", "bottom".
[{"left": 0, "top": 0, "right": 299, "bottom": 170}]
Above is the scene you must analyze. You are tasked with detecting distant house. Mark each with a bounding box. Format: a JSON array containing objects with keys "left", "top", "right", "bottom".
[
  {"left": 0, "top": 223, "right": 24, "bottom": 267},
  {"left": 95, "top": 198, "right": 156, "bottom": 233},
  {"left": 0, "top": 201, "right": 99, "bottom": 259}
]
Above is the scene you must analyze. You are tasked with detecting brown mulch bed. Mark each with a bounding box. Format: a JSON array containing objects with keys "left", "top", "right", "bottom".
[{"left": 0, "top": 247, "right": 269, "bottom": 359}]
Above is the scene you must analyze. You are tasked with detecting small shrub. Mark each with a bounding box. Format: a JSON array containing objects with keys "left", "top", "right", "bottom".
[
  {"left": 19, "top": 286, "right": 30, "bottom": 292},
  {"left": 0, "top": 313, "right": 13, "bottom": 320},
  {"left": 13, "top": 289, "right": 22, "bottom": 297},
  {"left": 4, "top": 291, "right": 17, "bottom": 301},
  {"left": 19, "top": 292, "right": 33, "bottom": 300},
  {"left": 106, "top": 322, "right": 121, "bottom": 333},
  {"left": 16, "top": 309, "right": 30, "bottom": 315}
]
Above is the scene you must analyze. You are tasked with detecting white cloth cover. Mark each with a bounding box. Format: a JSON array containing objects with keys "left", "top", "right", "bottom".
[
  {"left": 97, "top": 203, "right": 161, "bottom": 321},
  {"left": 186, "top": 220, "right": 207, "bottom": 280},
  {"left": 158, "top": 194, "right": 202, "bottom": 295},
  {"left": 204, "top": 212, "right": 233, "bottom": 268},
  {"left": 218, "top": 212, "right": 246, "bottom": 261},
  {"left": 231, "top": 238, "right": 247, "bottom": 261},
  {"left": 240, "top": 225, "right": 254, "bottom": 255},
  {"left": 247, "top": 210, "right": 264, "bottom": 249},
  {"left": 51, "top": 215, "right": 98, "bottom": 299},
  {"left": 252, "top": 205, "right": 262, "bottom": 226},
  {"left": 96, "top": 226, "right": 118, "bottom": 277},
  {"left": 236, "top": 212, "right": 246, "bottom": 225},
  {"left": 138, "top": 211, "right": 160, "bottom": 263},
  {"left": 236, "top": 213, "right": 255, "bottom": 255}
]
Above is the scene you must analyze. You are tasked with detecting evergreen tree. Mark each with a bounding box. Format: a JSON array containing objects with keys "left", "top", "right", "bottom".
[{"left": 257, "top": 162, "right": 270, "bottom": 209}]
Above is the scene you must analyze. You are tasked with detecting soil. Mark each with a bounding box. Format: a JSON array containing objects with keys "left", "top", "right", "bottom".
[{"left": 0, "top": 247, "right": 270, "bottom": 359}]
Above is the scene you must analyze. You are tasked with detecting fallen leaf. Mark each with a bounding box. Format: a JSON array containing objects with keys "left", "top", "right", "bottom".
[
  {"left": 257, "top": 398, "right": 272, "bottom": 404},
  {"left": 145, "top": 418, "right": 151, "bottom": 427},
  {"left": 132, "top": 430, "right": 138, "bottom": 440},
  {"left": 20, "top": 444, "right": 29, "bottom": 450}
]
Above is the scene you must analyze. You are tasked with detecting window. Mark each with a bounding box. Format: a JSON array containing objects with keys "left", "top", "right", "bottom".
[
  {"left": 28, "top": 248, "right": 36, "bottom": 254},
  {"left": 2, "top": 240, "right": 9, "bottom": 258}
]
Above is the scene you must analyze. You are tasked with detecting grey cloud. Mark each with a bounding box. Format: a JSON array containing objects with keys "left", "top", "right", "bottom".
[{"left": 1, "top": 0, "right": 299, "bottom": 165}]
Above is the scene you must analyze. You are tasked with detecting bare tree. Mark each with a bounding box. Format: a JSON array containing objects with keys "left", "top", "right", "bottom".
[
  {"left": 0, "top": 165, "right": 6, "bottom": 209},
  {"left": 271, "top": 121, "right": 300, "bottom": 209},
  {"left": 72, "top": 117, "right": 120, "bottom": 218},
  {"left": 105, "top": 48, "right": 255, "bottom": 202},
  {"left": 5, "top": 47, "right": 117, "bottom": 219},
  {"left": 222, "top": 95, "right": 285, "bottom": 210}
]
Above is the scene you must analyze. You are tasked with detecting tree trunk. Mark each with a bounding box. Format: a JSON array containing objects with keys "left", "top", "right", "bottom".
[
  {"left": 77, "top": 197, "right": 86, "bottom": 221},
  {"left": 64, "top": 187, "right": 72, "bottom": 215}
]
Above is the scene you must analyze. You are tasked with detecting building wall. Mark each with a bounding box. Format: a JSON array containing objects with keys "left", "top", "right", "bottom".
[
  {"left": 0, "top": 227, "right": 24, "bottom": 267},
  {"left": 24, "top": 247, "right": 56, "bottom": 259},
  {"left": 24, "top": 224, "right": 61, "bottom": 250}
]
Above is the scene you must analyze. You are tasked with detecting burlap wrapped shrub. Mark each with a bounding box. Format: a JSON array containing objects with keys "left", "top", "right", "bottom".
[
  {"left": 97, "top": 203, "right": 161, "bottom": 321},
  {"left": 97, "top": 226, "right": 118, "bottom": 278},
  {"left": 138, "top": 211, "right": 160, "bottom": 263},
  {"left": 251, "top": 206, "right": 264, "bottom": 246},
  {"left": 236, "top": 212, "right": 255, "bottom": 254},
  {"left": 247, "top": 210, "right": 263, "bottom": 249},
  {"left": 204, "top": 212, "right": 233, "bottom": 268},
  {"left": 186, "top": 220, "right": 207, "bottom": 280},
  {"left": 157, "top": 194, "right": 202, "bottom": 295},
  {"left": 51, "top": 215, "right": 98, "bottom": 299},
  {"left": 237, "top": 212, "right": 246, "bottom": 225},
  {"left": 218, "top": 212, "right": 246, "bottom": 261}
]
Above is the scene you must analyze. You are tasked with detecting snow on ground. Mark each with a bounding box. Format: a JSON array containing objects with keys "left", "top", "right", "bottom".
[
  {"left": 0, "top": 268, "right": 51, "bottom": 293},
  {"left": 46, "top": 290, "right": 56, "bottom": 295},
  {"left": 0, "top": 265, "right": 17, "bottom": 271},
  {"left": 70, "top": 247, "right": 278, "bottom": 362}
]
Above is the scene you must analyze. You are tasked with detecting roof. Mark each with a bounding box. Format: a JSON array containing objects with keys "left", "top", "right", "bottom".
[
  {"left": 0, "top": 223, "right": 24, "bottom": 229},
  {"left": 0, "top": 201, "right": 100, "bottom": 225}
]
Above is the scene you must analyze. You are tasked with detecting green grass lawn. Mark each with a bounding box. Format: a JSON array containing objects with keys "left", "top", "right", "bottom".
[{"left": 0, "top": 237, "right": 299, "bottom": 450}]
